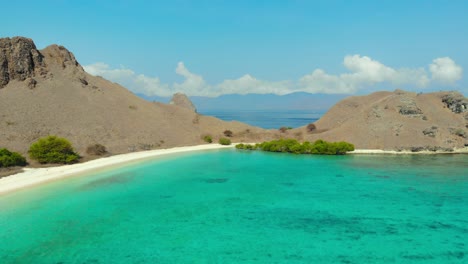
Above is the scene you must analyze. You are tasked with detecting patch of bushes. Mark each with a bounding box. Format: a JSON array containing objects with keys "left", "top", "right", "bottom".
[
  {"left": 219, "top": 138, "right": 231, "bottom": 145},
  {"left": 307, "top": 123, "right": 316, "bottom": 132},
  {"left": 236, "top": 139, "right": 354, "bottom": 155},
  {"left": 86, "top": 144, "right": 108, "bottom": 156},
  {"left": 223, "top": 130, "right": 233, "bottom": 137},
  {"left": 0, "top": 148, "right": 27, "bottom": 168},
  {"left": 202, "top": 135, "right": 213, "bottom": 143},
  {"left": 279, "top": 127, "right": 293, "bottom": 133},
  {"left": 29, "top": 136, "right": 80, "bottom": 164}
]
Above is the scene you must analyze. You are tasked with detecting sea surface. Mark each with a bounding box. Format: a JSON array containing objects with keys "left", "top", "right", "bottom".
[
  {"left": 199, "top": 110, "right": 323, "bottom": 129},
  {"left": 0, "top": 150, "right": 467, "bottom": 263}
]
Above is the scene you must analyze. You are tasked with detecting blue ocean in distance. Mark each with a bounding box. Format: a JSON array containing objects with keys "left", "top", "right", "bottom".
[{"left": 199, "top": 109, "right": 323, "bottom": 129}]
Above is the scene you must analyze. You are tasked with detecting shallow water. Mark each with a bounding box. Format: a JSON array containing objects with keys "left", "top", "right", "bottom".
[{"left": 0, "top": 150, "right": 467, "bottom": 263}]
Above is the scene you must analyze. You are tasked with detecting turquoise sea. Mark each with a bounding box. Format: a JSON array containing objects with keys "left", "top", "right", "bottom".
[{"left": 0, "top": 149, "right": 467, "bottom": 263}]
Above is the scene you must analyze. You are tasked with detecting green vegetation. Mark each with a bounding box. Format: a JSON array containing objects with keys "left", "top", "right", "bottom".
[
  {"left": 219, "top": 137, "right": 232, "bottom": 145},
  {"left": 279, "top": 126, "right": 293, "bottom": 133},
  {"left": 0, "top": 148, "right": 27, "bottom": 167},
  {"left": 236, "top": 139, "right": 354, "bottom": 155},
  {"left": 202, "top": 135, "right": 213, "bottom": 143},
  {"left": 29, "top": 136, "right": 80, "bottom": 164}
]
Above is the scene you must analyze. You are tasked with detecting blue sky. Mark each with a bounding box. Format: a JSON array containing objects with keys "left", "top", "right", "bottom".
[{"left": 2, "top": 0, "right": 467, "bottom": 96}]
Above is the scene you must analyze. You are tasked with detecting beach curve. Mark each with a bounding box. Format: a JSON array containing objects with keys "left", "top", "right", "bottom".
[{"left": 0, "top": 144, "right": 234, "bottom": 196}]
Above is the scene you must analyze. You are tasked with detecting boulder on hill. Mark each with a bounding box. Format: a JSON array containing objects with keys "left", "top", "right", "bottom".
[{"left": 169, "top": 92, "right": 197, "bottom": 112}]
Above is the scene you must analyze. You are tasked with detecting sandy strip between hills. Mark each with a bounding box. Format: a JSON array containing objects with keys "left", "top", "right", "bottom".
[
  {"left": 0, "top": 144, "right": 234, "bottom": 196},
  {"left": 1, "top": 145, "right": 467, "bottom": 196}
]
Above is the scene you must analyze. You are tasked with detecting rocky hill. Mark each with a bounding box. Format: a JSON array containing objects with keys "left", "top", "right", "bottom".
[
  {"left": 0, "top": 37, "right": 274, "bottom": 159},
  {"left": 296, "top": 90, "right": 468, "bottom": 150}
]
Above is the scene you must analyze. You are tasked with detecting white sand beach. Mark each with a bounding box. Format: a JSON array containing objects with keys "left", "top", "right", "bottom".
[
  {"left": 0, "top": 144, "right": 234, "bottom": 195},
  {"left": 348, "top": 147, "right": 468, "bottom": 155}
]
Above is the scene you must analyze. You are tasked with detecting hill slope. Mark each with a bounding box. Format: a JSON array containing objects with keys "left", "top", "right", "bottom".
[
  {"left": 0, "top": 37, "right": 273, "bottom": 157},
  {"left": 297, "top": 90, "right": 468, "bottom": 150}
]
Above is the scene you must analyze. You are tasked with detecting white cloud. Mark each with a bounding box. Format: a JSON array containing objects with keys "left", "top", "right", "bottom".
[
  {"left": 299, "top": 69, "right": 358, "bottom": 94},
  {"left": 83, "top": 62, "right": 135, "bottom": 85},
  {"left": 83, "top": 62, "right": 171, "bottom": 96},
  {"left": 343, "top": 55, "right": 397, "bottom": 83},
  {"left": 84, "top": 56, "right": 463, "bottom": 97},
  {"left": 429, "top": 57, "right": 463, "bottom": 84},
  {"left": 173, "top": 62, "right": 211, "bottom": 96},
  {"left": 218, "top": 74, "right": 292, "bottom": 95},
  {"left": 299, "top": 55, "right": 434, "bottom": 93},
  {"left": 134, "top": 74, "right": 169, "bottom": 97}
]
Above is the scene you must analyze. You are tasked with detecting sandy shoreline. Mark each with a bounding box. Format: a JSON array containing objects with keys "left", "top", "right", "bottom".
[
  {"left": 348, "top": 147, "right": 468, "bottom": 155},
  {"left": 0, "top": 144, "right": 234, "bottom": 196},
  {"left": 1, "top": 144, "right": 467, "bottom": 196}
]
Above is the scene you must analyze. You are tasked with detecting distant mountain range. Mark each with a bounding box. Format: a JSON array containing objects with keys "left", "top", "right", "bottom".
[{"left": 136, "top": 92, "right": 348, "bottom": 112}]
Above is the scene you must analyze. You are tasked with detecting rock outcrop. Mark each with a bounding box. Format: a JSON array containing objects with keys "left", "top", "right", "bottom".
[
  {"left": 0, "top": 36, "right": 86, "bottom": 89},
  {"left": 169, "top": 92, "right": 197, "bottom": 112},
  {"left": 0, "top": 37, "right": 46, "bottom": 88},
  {"left": 440, "top": 91, "right": 468, "bottom": 114}
]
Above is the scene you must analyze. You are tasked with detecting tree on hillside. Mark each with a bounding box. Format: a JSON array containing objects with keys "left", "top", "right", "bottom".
[
  {"left": 29, "top": 136, "right": 80, "bottom": 164},
  {"left": 0, "top": 148, "right": 27, "bottom": 167}
]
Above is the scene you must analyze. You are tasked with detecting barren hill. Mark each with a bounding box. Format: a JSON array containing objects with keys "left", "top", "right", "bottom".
[
  {"left": 297, "top": 90, "right": 468, "bottom": 150},
  {"left": 0, "top": 37, "right": 273, "bottom": 158}
]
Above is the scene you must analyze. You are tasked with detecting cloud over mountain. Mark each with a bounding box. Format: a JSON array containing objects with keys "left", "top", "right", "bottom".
[
  {"left": 429, "top": 57, "right": 463, "bottom": 84},
  {"left": 84, "top": 55, "right": 463, "bottom": 97},
  {"left": 83, "top": 63, "right": 170, "bottom": 96}
]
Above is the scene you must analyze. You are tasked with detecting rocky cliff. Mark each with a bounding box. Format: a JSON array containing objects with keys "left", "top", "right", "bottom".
[{"left": 0, "top": 37, "right": 46, "bottom": 88}]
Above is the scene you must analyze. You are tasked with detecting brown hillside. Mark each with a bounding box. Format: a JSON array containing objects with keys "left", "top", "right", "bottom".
[
  {"left": 297, "top": 90, "right": 468, "bottom": 150},
  {"left": 0, "top": 37, "right": 275, "bottom": 158}
]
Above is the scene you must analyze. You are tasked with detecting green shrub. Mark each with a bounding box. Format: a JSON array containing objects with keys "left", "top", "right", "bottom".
[
  {"left": 235, "top": 143, "right": 245, "bottom": 149},
  {"left": 0, "top": 148, "right": 27, "bottom": 167},
  {"left": 219, "top": 138, "right": 231, "bottom": 145},
  {"left": 236, "top": 139, "right": 354, "bottom": 155},
  {"left": 236, "top": 143, "right": 257, "bottom": 150},
  {"left": 29, "top": 136, "right": 80, "bottom": 164},
  {"left": 202, "top": 135, "right": 213, "bottom": 143}
]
